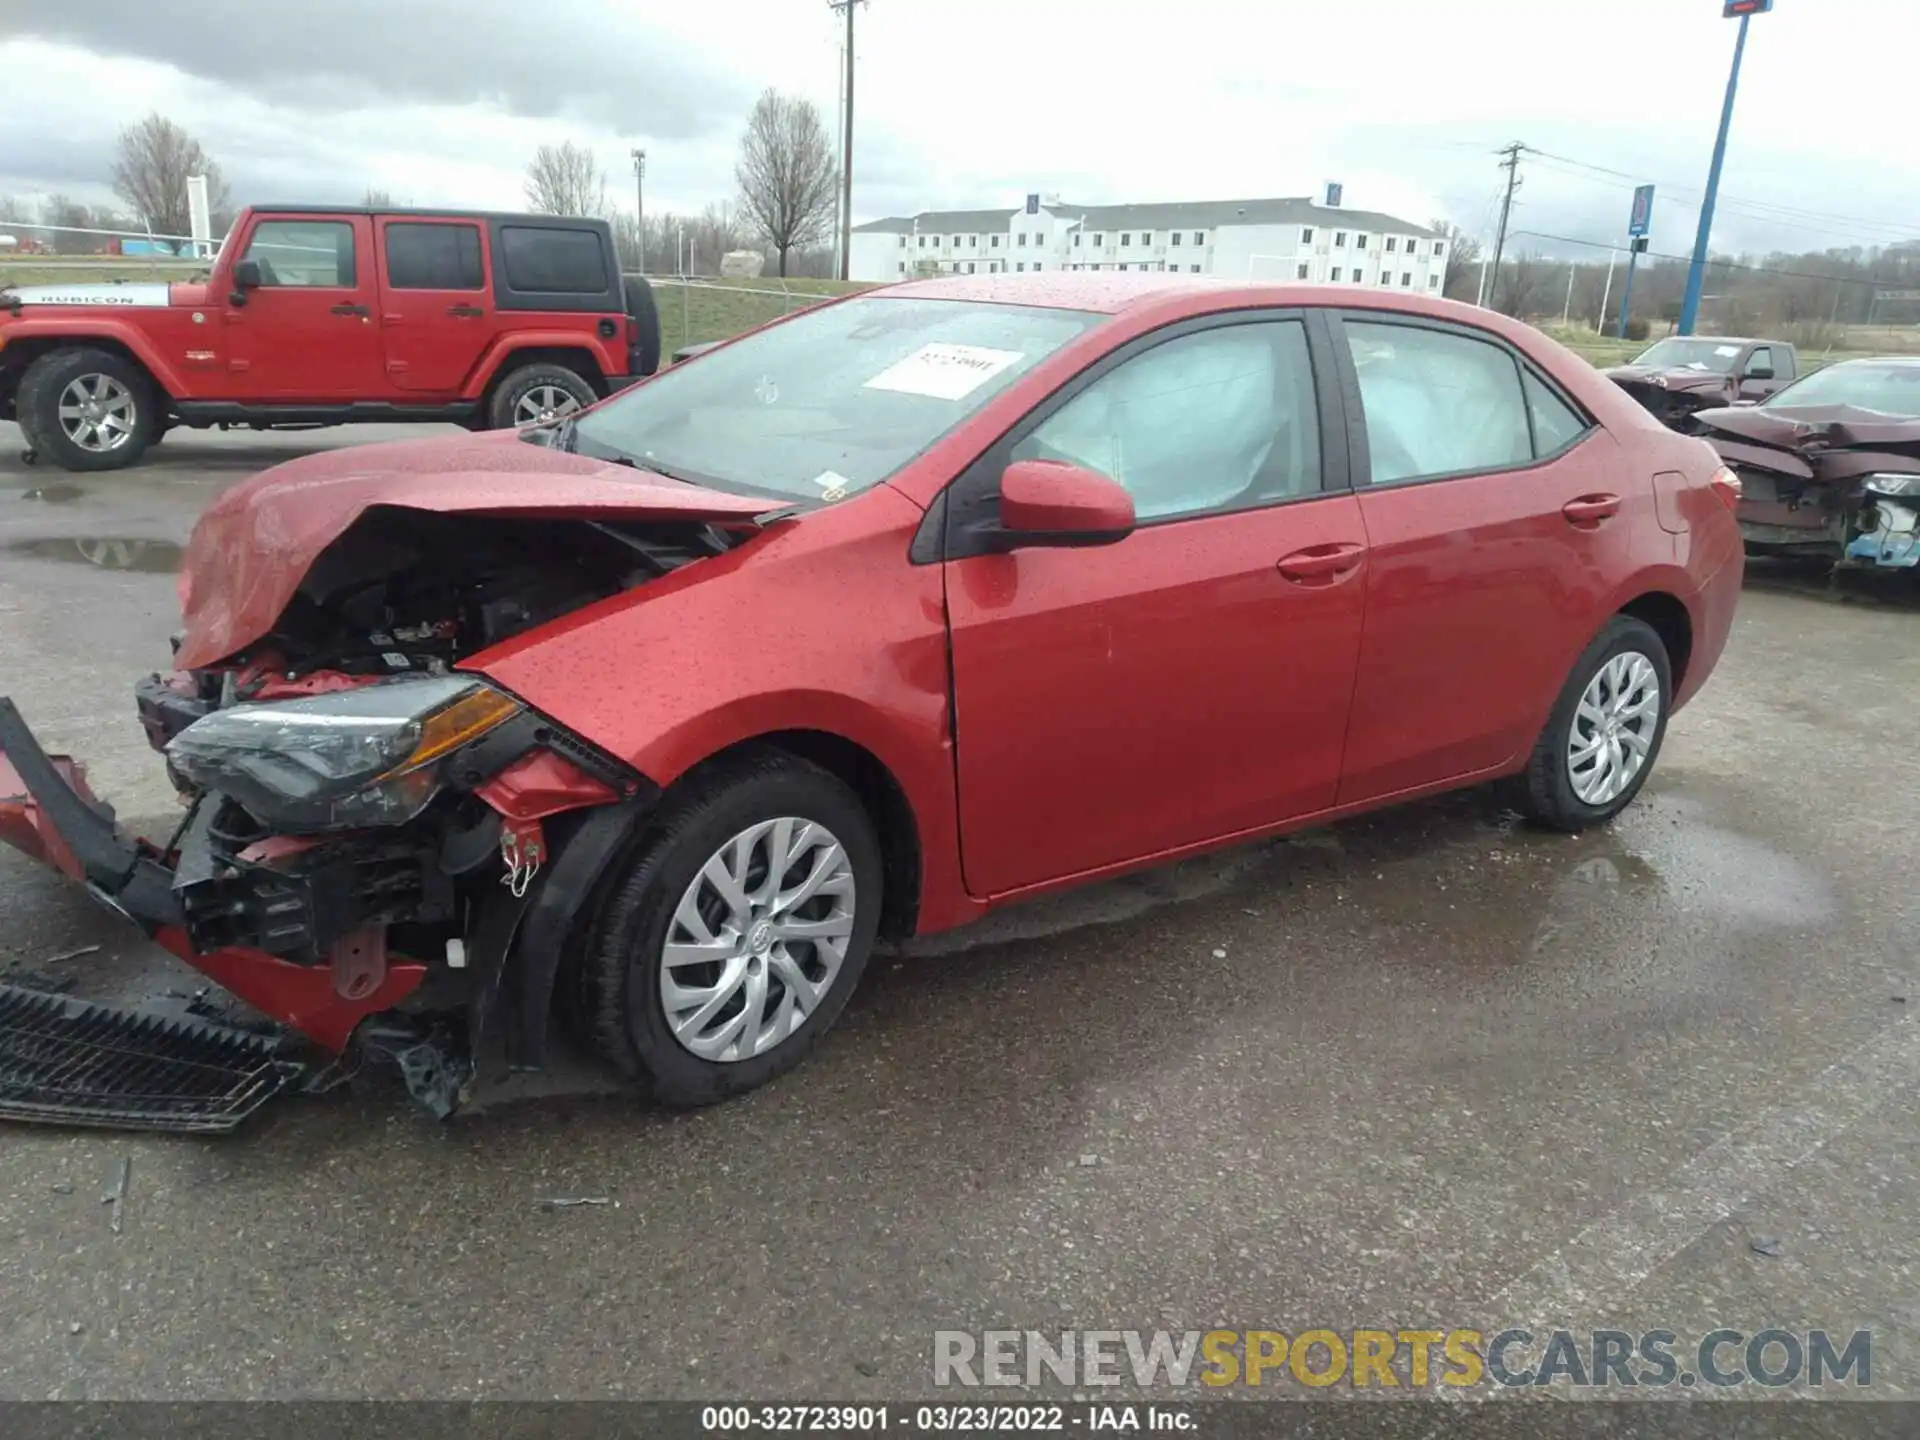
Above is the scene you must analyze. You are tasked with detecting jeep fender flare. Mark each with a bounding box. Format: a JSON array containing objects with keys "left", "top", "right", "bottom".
[
  {"left": 465, "top": 334, "right": 620, "bottom": 401},
  {"left": 5, "top": 320, "right": 185, "bottom": 398}
]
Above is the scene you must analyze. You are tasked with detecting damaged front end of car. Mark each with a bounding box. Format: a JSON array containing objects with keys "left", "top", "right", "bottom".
[
  {"left": 0, "top": 459, "right": 783, "bottom": 1126},
  {"left": 1604, "top": 367, "right": 1737, "bottom": 434},
  {"left": 1694, "top": 404, "right": 1920, "bottom": 569}
]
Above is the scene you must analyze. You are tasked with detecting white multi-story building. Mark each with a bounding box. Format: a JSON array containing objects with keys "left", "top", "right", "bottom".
[{"left": 850, "top": 193, "right": 1448, "bottom": 294}]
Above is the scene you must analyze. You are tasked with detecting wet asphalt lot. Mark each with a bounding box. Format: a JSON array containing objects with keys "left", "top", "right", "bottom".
[{"left": 0, "top": 421, "right": 1916, "bottom": 1403}]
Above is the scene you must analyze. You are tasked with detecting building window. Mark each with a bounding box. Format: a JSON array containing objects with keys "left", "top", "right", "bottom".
[
  {"left": 1139, "top": 232, "right": 1152, "bottom": 246},
  {"left": 1073, "top": 233, "right": 1082, "bottom": 247},
  {"left": 1171, "top": 232, "right": 1183, "bottom": 246},
  {"left": 898, "top": 262, "right": 906, "bottom": 274},
  {"left": 991, "top": 235, "right": 1001, "bottom": 248},
  {"left": 966, "top": 262, "right": 976, "bottom": 274},
  {"left": 1334, "top": 232, "right": 1347, "bottom": 247},
  {"left": 1357, "top": 234, "right": 1369, "bottom": 250},
  {"left": 917, "top": 235, "right": 925, "bottom": 248},
  {"left": 1092, "top": 233, "right": 1103, "bottom": 246},
  {"left": 1428, "top": 273, "right": 1440, "bottom": 288},
  {"left": 1434, "top": 240, "right": 1446, "bottom": 257},
  {"left": 898, "top": 235, "right": 907, "bottom": 248},
  {"left": 1297, "top": 262, "right": 1310, "bottom": 280},
  {"left": 1121, "top": 233, "right": 1132, "bottom": 247},
  {"left": 1192, "top": 231, "right": 1204, "bottom": 245},
  {"left": 1385, "top": 237, "right": 1397, "bottom": 253},
  {"left": 1301, "top": 227, "right": 1314, "bottom": 244},
  {"left": 1016, "top": 262, "right": 1025, "bottom": 272},
  {"left": 1189, "top": 264, "right": 1201, "bottom": 273},
  {"left": 1018, "top": 233, "right": 1028, "bottom": 247},
  {"left": 1033, "top": 262, "right": 1042, "bottom": 271},
  {"left": 1401, "top": 271, "right": 1413, "bottom": 287},
  {"left": 969, "top": 235, "right": 977, "bottom": 247},
  {"left": 1330, "top": 267, "right": 1342, "bottom": 282}
]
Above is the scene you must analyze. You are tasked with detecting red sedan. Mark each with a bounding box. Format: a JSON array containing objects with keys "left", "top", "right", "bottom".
[{"left": 0, "top": 274, "right": 1743, "bottom": 1115}]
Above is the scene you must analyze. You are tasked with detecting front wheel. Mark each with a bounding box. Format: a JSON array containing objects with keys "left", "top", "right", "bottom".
[
  {"left": 580, "top": 751, "right": 883, "bottom": 1106},
  {"left": 1517, "top": 615, "right": 1671, "bottom": 831},
  {"left": 19, "top": 348, "right": 157, "bottom": 472}
]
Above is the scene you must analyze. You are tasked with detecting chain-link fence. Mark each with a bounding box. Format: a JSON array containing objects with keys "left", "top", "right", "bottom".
[{"left": 633, "top": 276, "right": 858, "bottom": 362}]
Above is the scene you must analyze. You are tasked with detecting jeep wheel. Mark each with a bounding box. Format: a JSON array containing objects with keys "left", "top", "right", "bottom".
[
  {"left": 21, "top": 348, "right": 157, "bottom": 472},
  {"left": 488, "top": 363, "right": 597, "bottom": 430}
]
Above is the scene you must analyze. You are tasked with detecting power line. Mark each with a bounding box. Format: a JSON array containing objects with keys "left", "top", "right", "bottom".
[
  {"left": 1522, "top": 146, "right": 1920, "bottom": 243},
  {"left": 1507, "top": 229, "right": 1886, "bottom": 287},
  {"left": 828, "top": 0, "right": 865, "bottom": 282}
]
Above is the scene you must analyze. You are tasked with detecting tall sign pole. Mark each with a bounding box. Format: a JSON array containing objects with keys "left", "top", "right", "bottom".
[
  {"left": 1618, "top": 184, "right": 1654, "bottom": 339},
  {"left": 829, "top": 0, "right": 864, "bottom": 281},
  {"left": 630, "top": 149, "right": 646, "bottom": 274},
  {"left": 1679, "top": 0, "right": 1773, "bottom": 335}
]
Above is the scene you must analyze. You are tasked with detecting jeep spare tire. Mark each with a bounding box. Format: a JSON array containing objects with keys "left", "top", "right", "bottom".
[
  {"left": 20, "top": 347, "right": 158, "bottom": 472},
  {"left": 487, "top": 362, "right": 598, "bottom": 430},
  {"left": 624, "top": 274, "right": 662, "bottom": 378}
]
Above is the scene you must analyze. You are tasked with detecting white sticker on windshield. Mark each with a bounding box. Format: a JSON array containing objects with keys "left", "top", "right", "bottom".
[
  {"left": 811, "top": 470, "right": 854, "bottom": 502},
  {"left": 1714, "top": 345, "right": 1741, "bottom": 358},
  {"left": 864, "top": 343, "right": 1023, "bottom": 401}
]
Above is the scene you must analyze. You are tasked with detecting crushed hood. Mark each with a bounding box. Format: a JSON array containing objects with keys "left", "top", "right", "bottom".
[
  {"left": 1, "top": 282, "right": 175, "bottom": 309},
  {"left": 1604, "top": 364, "right": 1736, "bottom": 396},
  {"left": 1694, "top": 403, "right": 1920, "bottom": 486},
  {"left": 174, "top": 431, "right": 779, "bottom": 668}
]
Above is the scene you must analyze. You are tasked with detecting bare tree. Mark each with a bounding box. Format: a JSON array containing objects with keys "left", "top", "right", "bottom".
[
  {"left": 524, "top": 142, "right": 607, "bottom": 217},
  {"left": 0, "top": 194, "right": 28, "bottom": 224},
  {"left": 362, "top": 188, "right": 394, "bottom": 208},
  {"left": 734, "top": 89, "right": 839, "bottom": 277},
  {"left": 690, "top": 202, "right": 749, "bottom": 275},
  {"left": 45, "top": 195, "right": 98, "bottom": 254},
  {"left": 1432, "top": 219, "right": 1483, "bottom": 303},
  {"left": 112, "top": 113, "right": 233, "bottom": 239},
  {"left": 1491, "top": 252, "right": 1548, "bottom": 318}
]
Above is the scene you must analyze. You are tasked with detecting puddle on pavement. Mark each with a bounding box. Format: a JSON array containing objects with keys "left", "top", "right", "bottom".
[
  {"left": 17, "top": 483, "right": 83, "bottom": 504},
  {"left": 3, "top": 536, "right": 184, "bottom": 572}
]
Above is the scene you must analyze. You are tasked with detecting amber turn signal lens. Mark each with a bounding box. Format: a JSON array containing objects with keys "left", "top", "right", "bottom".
[
  {"left": 1709, "top": 465, "right": 1743, "bottom": 510},
  {"left": 388, "top": 685, "right": 522, "bottom": 776}
]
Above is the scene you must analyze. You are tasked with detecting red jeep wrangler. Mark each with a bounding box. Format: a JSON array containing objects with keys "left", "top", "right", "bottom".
[{"left": 0, "top": 204, "right": 662, "bottom": 471}]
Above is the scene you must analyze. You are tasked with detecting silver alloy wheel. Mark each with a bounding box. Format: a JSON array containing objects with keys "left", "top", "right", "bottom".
[
  {"left": 512, "top": 384, "right": 584, "bottom": 427},
  {"left": 659, "top": 816, "right": 857, "bottom": 1062},
  {"left": 1567, "top": 650, "right": 1661, "bottom": 806},
  {"left": 56, "top": 374, "right": 137, "bottom": 453}
]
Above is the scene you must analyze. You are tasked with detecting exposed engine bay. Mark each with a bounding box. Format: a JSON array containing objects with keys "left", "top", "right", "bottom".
[{"left": 1695, "top": 404, "right": 1920, "bottom": 569}]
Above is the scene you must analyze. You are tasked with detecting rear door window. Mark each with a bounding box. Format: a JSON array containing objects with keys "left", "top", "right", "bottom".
[
  {"left": 499, "top": 226, "right": 607, "bottom": 294},
  {"left": 1343, "top": 320, "right": 1533, "bottom": 484},
  {"left": 384, "top": 222, "right": 484, "bottom": 290}
]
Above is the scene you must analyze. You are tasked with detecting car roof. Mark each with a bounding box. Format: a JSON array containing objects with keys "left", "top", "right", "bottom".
[
  {"left": 1824, "top": 354, "right": 1920, "bottom": 367},
  {"left": 876, "top": 270, "right": 1470, "bottom": 320},
  {"left": 249, "top": 204, "right": 606, "bottom": 226}
]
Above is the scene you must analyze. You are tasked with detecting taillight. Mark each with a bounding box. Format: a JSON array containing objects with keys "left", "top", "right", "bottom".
[
  {"left": 1709, "top": 464, "right": 1742, "bottom": 510},
  {"left": 625, "top": 314, "right": 638, "bottom": 344}
]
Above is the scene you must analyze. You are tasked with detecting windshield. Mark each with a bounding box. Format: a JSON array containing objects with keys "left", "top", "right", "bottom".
[
  {"left": 571, "top": 295, "right": 1105, "bottom": 502},
  {"left": 1629, "top": 338, "right": 1746, "bottom": 374},
  {"left": 1762, "top": 361, "right": 1920, "bottom": 417}
]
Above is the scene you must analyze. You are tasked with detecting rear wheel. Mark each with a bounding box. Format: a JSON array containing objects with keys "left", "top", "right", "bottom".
[
  {"left": 1517, "top": 615, "right": 1671, "bottom": 831},
  {"left": 487, "top": 362, "right": 597, "bottom": 431},
  {"left": 20, "top": 348, "right": 157, "bottom": 472},
  {"left": 579, "top": 751, "right": 883, "bottom": 1107}
]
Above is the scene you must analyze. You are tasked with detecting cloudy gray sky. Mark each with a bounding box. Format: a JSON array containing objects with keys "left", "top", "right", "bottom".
[{"left": 0, "top": 0, "right": 1913, "bottom": 262}]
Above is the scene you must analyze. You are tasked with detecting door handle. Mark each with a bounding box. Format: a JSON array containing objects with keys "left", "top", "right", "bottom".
[
  {"left": 1276, "top": 542, "right": 1367, "bottom": 582},
  {"left": 331, "top": 303, "right": 370, "bottom": 317},
  {"left": 1562, "top": 493, "right": 1622, "bottom": 526},
  {"left": 447, "top": 304, "right": 484, "bottom": 318}
]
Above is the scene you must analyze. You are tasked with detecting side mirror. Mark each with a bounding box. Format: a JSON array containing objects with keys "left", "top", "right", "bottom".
[
  {"left": 1746, "top": 365, "right": 1774, "bottom": 381},
  {"left": 229, "top": 259, "right": 261, "bottom": 305},
  {"left": 996, "top": 459, "right": 1135, "bottom": 549}
]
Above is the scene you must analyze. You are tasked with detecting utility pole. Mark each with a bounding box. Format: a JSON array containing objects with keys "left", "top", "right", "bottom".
[
  {"left": 1680, "top": 2, "right": 1772, "bottom": 334},
  {"left": 1486, "top": 141, "right": 1525, "bottom": 313},
  {"left": 630, "top": 148, "right": 647, "bottom": 274},
  {"left": 828, "top": 0, "right": 865, "bottom": 282}
]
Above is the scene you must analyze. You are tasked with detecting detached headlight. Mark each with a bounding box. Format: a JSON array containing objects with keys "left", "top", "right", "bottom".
[
  {"left": 167, "top": 676, "right": 521, "bottom": 832},
  {"left": 1863, "top": 473, "right": 1920, "bottom": 498}
]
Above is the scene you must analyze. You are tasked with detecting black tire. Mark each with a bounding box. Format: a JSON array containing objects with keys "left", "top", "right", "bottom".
[
  {"left": 1517, "top": 615, "right": 1672, "bottom": 832},
  {"left": 485, "top": 362, "right": 597, "bottom": 431},
  {"left": 623, "top": 275, "right": 662, "bottom": 377},
  {"left": 20, "top": 347, "right": 157, "bottom": 472},
  {"left": 581, "top": 750, "right": 883, "bottom": 1107}
]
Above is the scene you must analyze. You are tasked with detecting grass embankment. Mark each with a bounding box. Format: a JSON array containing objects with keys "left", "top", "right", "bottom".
[{"left": 645, "top": 275, "right": 871, "bottom": 361}]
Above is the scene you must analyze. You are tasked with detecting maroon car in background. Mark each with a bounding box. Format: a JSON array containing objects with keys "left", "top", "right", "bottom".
[{"left": 1606, "top": 336, "right": 1798, "bottom": 432}]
